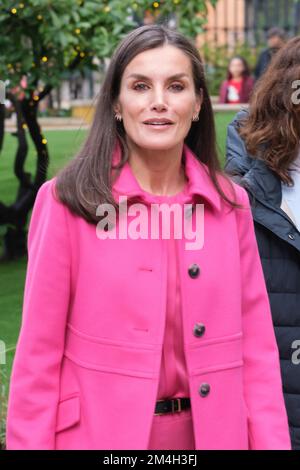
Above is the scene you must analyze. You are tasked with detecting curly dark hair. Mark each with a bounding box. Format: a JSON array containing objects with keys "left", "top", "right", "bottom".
[{"left": 238, "top": 36, "right": 300, "bottom": 186}]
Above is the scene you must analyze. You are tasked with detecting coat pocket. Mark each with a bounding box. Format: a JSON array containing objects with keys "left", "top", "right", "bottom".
[
  {"left": 55, "top": 393, "right": 81, "bottom": 433},
  {"left": 63, "top": 323, "right": 159, "bottom": 379},
  {"left": 187, "top": 331, "right": 244, "bottom": 376}
]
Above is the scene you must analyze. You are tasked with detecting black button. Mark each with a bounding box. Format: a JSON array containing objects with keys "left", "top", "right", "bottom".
[
  {"left": 188, "top": 263, "right": 200, "bottom": 278},
  {"left": 193, "top": 323, "right": 205, "bottom": 337},
  {"left": 288, "top": 234, "right": 295, "bottom": 240},
  {"left": 199, "top": 383, "right": 210, "bottom": 397}
]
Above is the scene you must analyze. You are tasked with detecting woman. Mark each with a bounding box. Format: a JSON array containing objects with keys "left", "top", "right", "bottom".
[
  {"left": 6, "top": 24, "right": 290, "bottom": 450},
  {"left": 219, "top": 55, "right": 254, "bottom": 104},
  {"left": 225, "top": 36, "right": 300, "bottom": 450}
]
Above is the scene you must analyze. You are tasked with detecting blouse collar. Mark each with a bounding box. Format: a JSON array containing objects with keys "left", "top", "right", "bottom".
[{"left": 111, "top": 139, "right": 222, "bottom": 212}]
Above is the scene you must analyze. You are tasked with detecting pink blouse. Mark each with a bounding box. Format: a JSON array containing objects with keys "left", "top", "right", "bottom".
[
  {"left": 138, "top": 181, "right": 191, "bottom": 399},
  {"left": 134, "top": 179, "right": 196, "bottom": 450}
]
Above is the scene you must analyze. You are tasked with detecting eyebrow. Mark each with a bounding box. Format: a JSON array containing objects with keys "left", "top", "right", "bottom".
[{"left": 126, "top": 73, "right": 190, "bottom": 81}]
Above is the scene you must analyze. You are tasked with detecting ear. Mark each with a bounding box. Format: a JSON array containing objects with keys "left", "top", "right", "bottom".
[
  {"left": 113, "top": 100, "right": 121, "bottom": 115},
  {"left": 194, "top": 88, "right": 203, "bottom": 115}
]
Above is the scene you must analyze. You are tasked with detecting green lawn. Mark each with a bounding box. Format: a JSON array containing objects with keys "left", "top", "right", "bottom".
[{"left": 0, "top": 111, "right": 236, "bottom": 444}]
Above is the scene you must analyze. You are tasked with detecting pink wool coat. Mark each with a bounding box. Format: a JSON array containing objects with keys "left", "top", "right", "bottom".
[{"left": 6, "top": 142, "right": 291, "bottom": 450}]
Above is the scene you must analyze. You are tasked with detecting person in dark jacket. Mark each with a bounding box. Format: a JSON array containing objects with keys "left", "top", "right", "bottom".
[
  {"left": 254, "top": 26, "right": 286, "bottom": 80},
  {"left": 219, "top": 55, "right": 254, "bottom": 104},
  {"left": 224, "top": 36, "right": 300, "bottom": 450}
]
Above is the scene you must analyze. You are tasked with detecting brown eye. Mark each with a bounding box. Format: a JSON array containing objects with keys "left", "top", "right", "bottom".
[
  {"left": 171, "top": 83, "right": 184, "bottom": 91},
  {"left": 133, "top": 83, "right": 148, "bottom": 91}
]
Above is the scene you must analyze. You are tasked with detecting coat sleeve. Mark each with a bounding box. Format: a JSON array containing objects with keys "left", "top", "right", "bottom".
[
  {"left": 224, "top": 109, "right": 254, "bottom": 184},
  {"left": 243, "top": 76, "right": 255, "bottom": 103},
  {"left": 5, "top": 178, "right": 71, "bottom": 449},
  {"left": 236, "top": 186, "right": 291, "bottom": 450},
  {"left": 254, "top": 49, "right": 270, "bottom": 80},
  {"left": 218, "top": 80, "right": 227, "bottom": 104}
]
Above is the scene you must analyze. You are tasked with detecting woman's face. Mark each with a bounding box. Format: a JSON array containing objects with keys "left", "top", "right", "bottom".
[
  {"left": 115, "top": 45, "right": 202, "bottom": 152},
  {"left": 229, "top": 58, "right": 245, "bottom": 78}
]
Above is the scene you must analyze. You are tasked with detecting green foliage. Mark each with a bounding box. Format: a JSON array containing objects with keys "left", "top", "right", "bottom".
[{"left": 0, "top": 0, "right": 215, "bottom": 97}]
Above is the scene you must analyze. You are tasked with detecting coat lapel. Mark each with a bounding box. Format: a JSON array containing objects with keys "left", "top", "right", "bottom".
[{"left": 111, "top": 139, "right": 221, "bottom": 212}]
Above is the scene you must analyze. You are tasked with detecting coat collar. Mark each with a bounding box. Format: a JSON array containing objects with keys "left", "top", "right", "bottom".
[
  {"left": 241, "top": 158, "right": 300, "bottom": 252},
  {"left": 111, "top": 139, "right": 221, "bottom": 211},
  {"left": 241, "top": 158, "right": 282, "bottom": 207}
]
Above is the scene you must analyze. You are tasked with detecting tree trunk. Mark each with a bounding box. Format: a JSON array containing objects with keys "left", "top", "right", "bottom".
[
  {"left": 0, "top": 104, "right": 4, "bottom": 153},
  {"left": 0, "top": 97, "right": 49, "bottom": 260}
]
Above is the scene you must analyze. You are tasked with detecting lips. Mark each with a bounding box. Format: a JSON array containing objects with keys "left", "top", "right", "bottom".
[
  {"left": 144, "top": 123, "right": 173, "bottom": 126},
  {"left": 143, "top": 118, "right": 174, "bottom": 125}
]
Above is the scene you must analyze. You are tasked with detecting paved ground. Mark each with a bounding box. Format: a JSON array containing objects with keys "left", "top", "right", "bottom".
[
  {"left": 5, "top": 116, "right": 89, "bottom": 131},
  {"left": 4, "top": 103, "right": 248, "bottom": 131}
]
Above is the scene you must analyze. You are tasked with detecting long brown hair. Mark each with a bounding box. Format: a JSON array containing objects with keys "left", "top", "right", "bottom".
[
  {"left": 56, "top": 24, "right": 241, "bottom": 224},
  {"left": 227, "top": 55, "right": 251, "bottom": 80},
  {"left": 238, "top": 36, "right": 300, "bottom": 186}
]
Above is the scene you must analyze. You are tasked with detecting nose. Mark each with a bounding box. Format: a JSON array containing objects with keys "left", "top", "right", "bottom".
[{"left": 150, "top": 86, "right": 168, "bottom": 112}]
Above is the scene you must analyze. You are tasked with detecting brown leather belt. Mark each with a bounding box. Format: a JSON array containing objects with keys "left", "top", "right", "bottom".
[{"left": 154, "top": 397, "right": 191, "bottom": 415}]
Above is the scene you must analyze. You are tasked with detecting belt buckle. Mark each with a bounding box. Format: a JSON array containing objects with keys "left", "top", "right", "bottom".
[
  {"left": 172, "top": 398, "right": 181, "bottom": 413},
  {"left": 154, "top": 399, "right": 166, "bottom": 416}
]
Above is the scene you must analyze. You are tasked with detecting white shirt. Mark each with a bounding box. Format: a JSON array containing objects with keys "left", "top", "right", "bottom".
[{"left": 281, "top": 147, "right": 300, "bottom": 231}]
